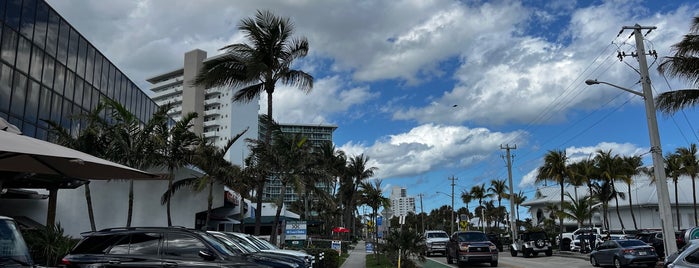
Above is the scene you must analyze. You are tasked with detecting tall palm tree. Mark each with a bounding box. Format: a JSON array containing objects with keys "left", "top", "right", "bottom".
[
  {"left": 487, "top": 179, "right": 508, "bottom": 229},
  {"left": 359, "top": 179, "right": 390, "bottom": 256},
  {"left": 655, "top": 16, "right": 699, "bottom": 114},
  {"left": 620, "top": 155, "right": 643, "bottom": 230},
  {"left": 536, "top": 149, "right": 568, "bottom": 249},
  {"left": 470, "top": 184, "right": 488, "bottom": 231},
  {"left": 512, "top": 190, "right": 527, "bottom": 223},
  {"left": 677, "top": 144, "right": 699, "bottom": 226},
  {"left": 44, "top": 102, "right": 109, "bottom": 231},
  {"left": 561, "top": 192, "right": 596, "bottom": 229},
  {"left": 568, "top": 157, "right": 597, "bottom": 228},
  {"left": 343, "top": 154, "right": 377, "bottom": 238},
  {"left": 152, "top": 104, "right": 199, "bottom": 226},
  {"left": 665, "top": 152, "right": 684, "bottom": 231},
  {"left": 595, "top": 150, "right": 626, "bottom": 230},
  {"left": 460, "top": 190, "right": 472, "bottom": 228},
  {"left": 591, "top": 180, "right": 616, "bottom": 230},
  {"left": 194, "top": 10, "right": 313, "bottom": 234}
]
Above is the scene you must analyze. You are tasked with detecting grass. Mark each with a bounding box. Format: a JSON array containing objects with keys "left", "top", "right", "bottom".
[{"left": 365, "top": 254, "right": 394, "bottom": 268}]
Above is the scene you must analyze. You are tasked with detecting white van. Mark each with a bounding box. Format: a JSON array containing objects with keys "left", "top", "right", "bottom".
[{"left": 0, "top": 216, "right": 34, "bottom": 267}]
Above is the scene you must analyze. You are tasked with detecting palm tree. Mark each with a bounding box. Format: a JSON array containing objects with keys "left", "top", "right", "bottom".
[
  {"left": 620, "top": 155, "right": 643, "bottom": 230},
  {"left": 655, "top": 16, "right": 699, "bottom": 114},
  {"left": 591, "top": 180, "right": 616, "bottom": 230},
  {"left": 568, "top": 157, "right": 597, "bottom": 228},
  {"left": 561, "top": 192, "right": 596, "bottom": 229},
  {"left": 460, "top": 190, "right": 472, "bottom": 228},
  {"left": 536, "top": 149, "right": 568, "bottom": 249},
  {"left": 666, "top": 152, "right": 684, "bottom": 231},
  {"left": 343, "top": 154, "right": 377, "bottom": 238},
  {"left": 359, "top": 179, "right": 390, "bottom": 256},
  {"left": 44, "top": 102, "right": 109, "bottom": 231},
  {"left": 595, "top": 150, "right": 626, "bottom": 230},
  {"left": 152, "top": 104, "right": 199, "bottom": 226},
  {"left": 470, "top": 184, "right": 488, "bottom": 231},
  {"left": 488, "top": 179, "right": 508, "bottom": 229},
  {"left": 194, "top": 10, "right": 313, "bottom": 234},
  {"left": 512, "top": 190, "right": 527, "bottom": 224},
  {"left": 677, "top": 144, "right": 699, "bottom": 226}
]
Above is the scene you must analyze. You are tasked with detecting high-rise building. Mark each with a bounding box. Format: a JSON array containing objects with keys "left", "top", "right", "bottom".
[
  {"left": 147, "top": 49, "right": 259, "bottom": 166},
  {"left": 263, "top": 123, "right": 337, "bottom": 205},
  {"left": 390, "top": 186, "right": 416, "bottom": 218}
]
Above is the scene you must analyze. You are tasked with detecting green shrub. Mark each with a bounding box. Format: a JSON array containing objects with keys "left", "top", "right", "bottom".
[
  {"left": 22, "top": 223, "right": 77, "bottom": 267},
  {"left": 305, "top": 248, "right": 340, "bottom": 268}
]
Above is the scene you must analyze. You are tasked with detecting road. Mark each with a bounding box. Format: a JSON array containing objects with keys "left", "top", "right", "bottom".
[{"left": 422, "top": 253, "right": 592, "bottom": 268}]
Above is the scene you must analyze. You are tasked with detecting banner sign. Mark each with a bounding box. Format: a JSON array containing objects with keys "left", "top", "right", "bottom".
[{"left": 284, "top": 221, "right": 307, "bottom": 240}]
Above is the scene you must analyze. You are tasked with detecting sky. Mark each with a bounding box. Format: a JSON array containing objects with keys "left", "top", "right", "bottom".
[{"left": 46, "top": 0, "right": 699, "bottom": 218}]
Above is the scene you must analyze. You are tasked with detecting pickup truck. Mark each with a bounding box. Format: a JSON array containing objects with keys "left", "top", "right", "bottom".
[
  {"left": 424, "top": 230, "right": 450, "bottom": 256},
  {"left": 559, "top": 227, "right": 604, "bottom": 251}
]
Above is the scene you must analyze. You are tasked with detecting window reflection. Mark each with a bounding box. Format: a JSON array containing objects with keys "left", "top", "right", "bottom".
[
  {"left": 164, "top": 233, "right": 208, "bottom": 259},
  {"left": 5, "top": 0, "right": 21, "bottom": 30},
  {"left": 33, "top": 1, "right": 48, "bottom": 49},
  {"left": 20, "top": 0, "right": 37, "bottom": 39}
]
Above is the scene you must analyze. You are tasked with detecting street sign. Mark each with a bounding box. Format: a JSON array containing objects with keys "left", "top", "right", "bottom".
[
  {"left": 460, "top": 214, "right": 468, "bottom": 221},
  {"left": 377, "top": 216, "right": 382, "bottom": 226},
  {"left": 366, "top": 242, "right": 374, "bottom": 253},
  {"left": 459, "top": 220, "right": 468, "bottom": 231},
  {"left": 284, "top": 221, "right": 307, "bottom": 240},
  {"left": 332, "top": 240, "right": 342, "bottom": 255}
]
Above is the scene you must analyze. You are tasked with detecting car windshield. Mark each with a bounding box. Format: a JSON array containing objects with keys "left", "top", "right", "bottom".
[
  {"left": 224, "top": 234, "right": 261, "bottom": 252},
  {"left": 246, "top": 235, "right": 276, "bottom": 250},
  {"left": 527, "top": 232, "right": 547, "bottom": 241},
  {"left": 618, "top": 240, "right": 647, "bottom": 247},
  {"left": 457, "top": 232, "right": 487, "bottom": 242},
  {"left": 0, "top": 219, "right": 33, "bottom": 266},
  {"left": 428, "top": 232, "right": 448, "bottom": 238}
]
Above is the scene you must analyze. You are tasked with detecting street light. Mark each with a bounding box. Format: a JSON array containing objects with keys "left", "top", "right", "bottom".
[
  {"left": 585, "top": 78, "right": 677, "bottom": 255},
  {"left": 437, "top": 191, "right": 455, "bottom": 234}
]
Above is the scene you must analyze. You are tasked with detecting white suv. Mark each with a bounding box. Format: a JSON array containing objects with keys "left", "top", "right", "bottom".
[{"left": 424, "top": 230, "right": 450, "bottom": 256}]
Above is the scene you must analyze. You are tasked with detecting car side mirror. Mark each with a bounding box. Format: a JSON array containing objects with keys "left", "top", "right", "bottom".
[{"left": 199, "top": 250, "right": 217, "bottom": 261}]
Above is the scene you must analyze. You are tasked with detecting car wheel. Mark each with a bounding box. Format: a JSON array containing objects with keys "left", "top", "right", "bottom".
[
  {"left": 490, "top": 260, "right": 498, "bottom": 267},
  {"left": 545, "top": 249, "right": 553, "bottom": 256},
  {"left": 510, "top": 248, "right": 517, "bottom": 257},
  {"left": 590, "top": 256, "right": 600, "bottom": 267},
  {"left": 613, "top": 257, "right": 627, "bottom": 268}
]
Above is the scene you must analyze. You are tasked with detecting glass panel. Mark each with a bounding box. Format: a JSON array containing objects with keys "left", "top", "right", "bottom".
[
  {"left": 70, "top": 103, "right": 79, "bottom": 135},
  {"left": 35, "top": 126, "right": 46, "bottom": 139},
  {"left": 66, "top": 27, "right": 78, "bottom": 70},
  {"left": 80, "top": 80, "right": 90, "bottom": 108},
  {"left": 90, "top": 87, "right": 98, "bottom": 111},
  {"left": 32, "top": 0, "right": 47, "bottom": 49},
  {"left": 15, "top": 35, "right": 30, "bottom": 73},
  {"left": 93, "top": 53, "right": 102, "bottom": 89},
  {"left": 38, "top": 85, "right": 50, "bottom": 126},
  {"left": 25, "top": 79, "right": 39, "bottom": 123},
  {"left": 73, "top": 77, "right": 83, "bottom": 107},
  {"left": 164, "top": 233, "right": 207, "bottom": 259},
  {"left": 85, "top": 45, "right": 94, "bottom": 84},
  {"left": 21, "top": 122, "right": 35, "bottom": 137},
  {"left": 0, "top": 63, "right": 12, "bottom": 112},
  {"left": 1, "top": 26, "right": 18, "bottom": 65},
  {"left": 5, "top": 0, "right": 21, "bottom": 30},
  {"left": 10, "top": 71, "right": 27, "bottom": 117},
  {"left": 100, "top": 55, "right": 108, "bottom": 91},
  {"left": 44, "top": 9, "right": 58, "bottom": 57},
  {"left": 128, "top": 233, "right": 161, "bottom": 255},
  {"left": 0, "top": 1, "right": 6, "bottom": 26},
  {"left": 76, "top": 36, "right": 86, "bottom": 78},
  {"left": 64, "top": 69, "right": 74, "bottom": 102},
  {"left": 29, "top": 44, "right": 42, "bottom": 80},
  {"left": 41, "top": 54, "right": 53, "bottom": 87},
  {"left": 19, "top": 0, "right": 35, "bottom": 39},
  {"left": 108, "top": 64, "right": 116, "bottom": 99},
  {"left": 56, "top": 18, "right": 68, "bottom": 64},
  {"left": 61, "top": 98, "right": 71, "bottom": 128},
  {"left": 52, "top": 63, "right": 64, "bottom": 95}
]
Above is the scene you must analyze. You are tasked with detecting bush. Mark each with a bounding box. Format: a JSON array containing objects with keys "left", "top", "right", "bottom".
[
  {"left": 22, "top": 223, "right": 77, "bottom": 267},
  {"left": 305, "top": 248, "right": 340, "bottom": 268}
]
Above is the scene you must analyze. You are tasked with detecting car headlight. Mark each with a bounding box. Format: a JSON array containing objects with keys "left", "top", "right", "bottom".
[{"left": 489, "top": 245, "right": 497, "bottom": 251}]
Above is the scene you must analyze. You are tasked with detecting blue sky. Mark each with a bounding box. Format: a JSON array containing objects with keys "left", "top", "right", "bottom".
[{"left": 47, "top": 0, "right": 699, "bottom": 218}]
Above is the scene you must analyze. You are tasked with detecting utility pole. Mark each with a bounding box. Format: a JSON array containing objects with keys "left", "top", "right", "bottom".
[
  {"left": 418, "top": 193, "right": 425, "bottom": 233},
  {"left": 449, "top": 176, "right": 457, "bottom": 234},
  {"left": 625, "top": 24, "right": 677, "bottom": 255},
  {"left": 501, "top": 144, "right": 517, "bottom": 244}
]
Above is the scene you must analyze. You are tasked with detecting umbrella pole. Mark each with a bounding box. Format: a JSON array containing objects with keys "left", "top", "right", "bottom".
[{"left": 47, "top": 188, "right": 58, "bottom": 226}]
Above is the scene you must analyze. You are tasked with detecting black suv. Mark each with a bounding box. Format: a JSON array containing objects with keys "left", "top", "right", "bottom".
[
  {"left": 635, "top": 231, "right": 664, "bottom": 257},
  {"left": 60, "top": 227, "right": 265, "bottom": 267}
]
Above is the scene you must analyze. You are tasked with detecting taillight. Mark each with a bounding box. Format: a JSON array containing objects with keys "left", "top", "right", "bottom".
[
  {"left": 60, "top": 258, "right": 72, "bottom": 266},
  {"left": 622, "top": 249, "right": 636, "bottom": 254}
]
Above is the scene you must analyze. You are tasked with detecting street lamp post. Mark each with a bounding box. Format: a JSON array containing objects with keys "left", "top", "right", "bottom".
[
  {"left": 585, "top": 75, "right": 677, "bottom": 256},
  {"left": 437, "top": 191, "right": 455, "bottom": 234}
]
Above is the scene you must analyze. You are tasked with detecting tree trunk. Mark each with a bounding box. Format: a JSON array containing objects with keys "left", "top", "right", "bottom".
[
  {"left": 614, "top": 195, "right": 624, "bottom": 230},
  {"left": 627, "top": 183, "right": 637, "bottom": 230},
  {"left": 84, "top": 183, "right": 96, "bottom": 231},
  {"left": 254, "top": 177, "right": 265, "bottom": 235},
  {"left": 675, "top": 181, "right": 681, "bottom": 231},
  {"left": 559, "top": 182, "right": 564, "bottom": 250},
  {"left": 588, "top": 184, "right": 593, "bottom": 228},
  {"left": 127, "top": 179, "right": 134, "bottom": 228},
  {"left": 271, "top": 182, "right": 287, "bottom": 245},
  {"left": 240, "top": 196, "right": 246, "bottom": 232},
  {"left": 204, "top": 182, "right": 214, "bottom": 230},
  {"left": 167, "top": 170, "right": 174, "bottom": 226}
]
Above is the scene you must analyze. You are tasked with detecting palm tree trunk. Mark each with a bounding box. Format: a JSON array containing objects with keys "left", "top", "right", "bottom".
[
  {"left": 271, "top": 182, "right": 287, "bottom": 245},
  {"left": 205, "top": 181, "right": 214, "bottom": 230},
  {"left": 240, "top": 196, "right": 246, "bottom": 232},
  {"left": 614, "top": 195, "right": 624, "bottom": 230},
  {"left": 254, "top": 177, "right": 265, "bottom": 235},
  {"left": 85, "top": 183, "right": 96, "bottom": 231},
  {"left": 559, "top": 182, "right": 564, "bottom": 250},
  {"left": 588, "top": 184, "right": 593, "bottom": 228},
  {"left": 127, "top": 179, "right": 134, "bottom": 227},
  {"left": 166, "top": 170, "right": 174, "bottom": 226},
  {"left": 693, "top": 176, "right": 698, "bottom": 226},
  {"left": 675, "top": 181, "right": 681, "bottom": 231},
  {"left": 627, "top": 183, "right": 637, "bottom": 230}
]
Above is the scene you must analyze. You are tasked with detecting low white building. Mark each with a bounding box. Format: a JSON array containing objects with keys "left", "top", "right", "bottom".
[{"left": 523, "top": 176, "right": 699, "bottom": 232}]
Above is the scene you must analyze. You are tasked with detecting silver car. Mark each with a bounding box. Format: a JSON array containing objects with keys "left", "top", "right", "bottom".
[{"left": 665, "top": 239, "right": 699, "bottom": 268}]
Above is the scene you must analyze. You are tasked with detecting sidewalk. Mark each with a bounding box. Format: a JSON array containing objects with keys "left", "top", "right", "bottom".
[{"left": 340, "top": 240, "right": 366, "bottom": 268}]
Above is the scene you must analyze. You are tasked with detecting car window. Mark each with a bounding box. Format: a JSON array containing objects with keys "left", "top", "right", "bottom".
[
  {"left": 457, "top": 232, "right": 487, "bottom": 242},
  {"left": 529, "top": 232, "right": 547, "bottom": 241},
  {"left": 108, "top": 233, "right": 161, "bottom": 255},
  {"left": 685, "top": 249, "right": 699, "bottom": 264},
  {"left": 428, "top": 232, "right": 448, "bottom": 238},
  {"left": 163, "top": 233, "right": 209, "bottom": 259},
  {"left": 226, "top": 234, "right": 260, "bottom": 252},
  {"left": 0, "top": 218, "right": 32, "bottom": 265},
  {"left": 617, "top": 240, "right": 647, "bottom": 247},
  {"left": 72, "top": 234, "right": 128, "bottom": 254}
]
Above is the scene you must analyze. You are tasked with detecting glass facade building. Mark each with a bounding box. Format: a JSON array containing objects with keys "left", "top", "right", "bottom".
[{"left": 0, "top": 0, "right": 158, "bottom": 139}]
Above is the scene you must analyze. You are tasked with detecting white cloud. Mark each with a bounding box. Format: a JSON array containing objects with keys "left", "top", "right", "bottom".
[{"left": 339, "top": 124, "right": 526, "bottom": 179}]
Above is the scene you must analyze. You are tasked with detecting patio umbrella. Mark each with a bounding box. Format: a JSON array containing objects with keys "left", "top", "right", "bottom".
[
  {"left": 332, "top": 227, "right": 350, "bottom": 233},
  {"left": 0, "top": 118, "right": 159, "bottom": 224}
]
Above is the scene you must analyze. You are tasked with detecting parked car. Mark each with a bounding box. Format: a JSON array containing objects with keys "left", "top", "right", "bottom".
[
  {"left": 665, "top": 239, "right": 699, "bottom": 268},
  {"left": 0, "top": 216, "right": 33, "bottom": 267},
  {"left": 486, "top": 232, "right": 504, "bottom": 252},
  {"left": 445, "top": 231, "right": 498, "bottom": 267},
  {"left": 571, "top": 233, "right": 602, "bottom": 253},
  {"left": 209, "top": 231, "right": 300, "bottom": 268},
  {"left": 636, "top": 231, "right": 665, "bottom": 257},
  {"left": 510, "top": 230, "right": 553, "bottom": 257},
  {"left": 424, "top": 230, "right": 450, "bottom": 256},
  {"left": 60, "top": 227, "right": 265, "bottom": 267},
  {"left": 590, "top": 239, "right": 658, "bottom": 268},
  {"left": 226, "top": 232, "right": 314, "bottom": 268}
]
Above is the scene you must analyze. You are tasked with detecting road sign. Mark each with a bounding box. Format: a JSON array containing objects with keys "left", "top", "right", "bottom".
[
  {"left": 459, "top": 220, "right": 468, "bottom": 231},
  {"left": 284, "top": 221, "right": 307, "bottom": 240},
  {"left": 460, "top": 214, "right": 468, "bottom": 221}
]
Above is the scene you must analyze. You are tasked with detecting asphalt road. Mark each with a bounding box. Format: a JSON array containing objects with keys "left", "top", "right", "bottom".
[{"left": 422, "top": 252, "right": 592, "bottom": 268}]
